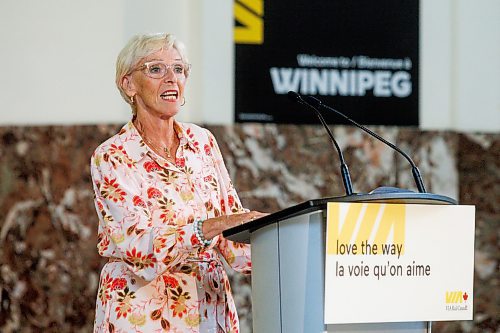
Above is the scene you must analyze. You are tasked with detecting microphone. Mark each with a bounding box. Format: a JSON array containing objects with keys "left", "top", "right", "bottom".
[
  {"left": 302, "top": 95, "right": 427, "bottom": 193},
  {"left": 287, "top": 91, "right": 354, "bottom": 196}
]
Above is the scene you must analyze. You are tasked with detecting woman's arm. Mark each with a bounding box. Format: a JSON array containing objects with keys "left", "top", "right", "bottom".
[{"left": 203, "top": 129, "right": 268, "bottom": 273}]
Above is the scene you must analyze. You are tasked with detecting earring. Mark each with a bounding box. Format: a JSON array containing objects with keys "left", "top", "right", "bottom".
[
  {"left": 181, "top": 96, "right": 186, "bottom": 106},
  {"left": 130, "top": 95, "right": 135, "bottom": 104}
]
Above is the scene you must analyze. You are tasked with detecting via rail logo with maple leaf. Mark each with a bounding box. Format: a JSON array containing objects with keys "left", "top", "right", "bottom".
[{"left": 445, "top": 290, "right": 470, "bottom": 311}]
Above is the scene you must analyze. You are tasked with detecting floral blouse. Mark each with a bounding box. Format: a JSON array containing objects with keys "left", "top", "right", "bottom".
[{"left": 90, "top": 121, "right": 251, "bottom": 333}]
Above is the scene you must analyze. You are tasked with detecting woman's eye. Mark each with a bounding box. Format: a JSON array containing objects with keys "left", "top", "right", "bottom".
[
  {"left": 149, "top": 65, "right": 163, "bottom": 74},
  {"left": 173, "top": 65, "right": 184, "bottom": 74}
]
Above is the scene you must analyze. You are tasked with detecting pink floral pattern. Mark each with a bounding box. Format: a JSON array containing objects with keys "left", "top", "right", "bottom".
[{"left": 91, "top": 121, "right": 250, "bottom": 332}]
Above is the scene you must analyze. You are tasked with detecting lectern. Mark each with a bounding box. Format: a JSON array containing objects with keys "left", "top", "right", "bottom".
[{"left": 223, "top": 191, "right": 463, "bottom": 333}]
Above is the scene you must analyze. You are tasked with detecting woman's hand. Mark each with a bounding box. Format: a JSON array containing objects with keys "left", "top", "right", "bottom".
[{"left": 201, "top": 211, "right": 269, "bottom": 240}]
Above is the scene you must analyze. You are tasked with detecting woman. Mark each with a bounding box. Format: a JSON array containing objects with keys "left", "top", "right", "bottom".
[{"left": 90, "top": 33, "right": 266, "bottom": 332}]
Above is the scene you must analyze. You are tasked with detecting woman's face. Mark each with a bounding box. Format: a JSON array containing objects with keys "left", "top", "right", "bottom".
[{"left": 125, "top": 47, "right": 187, "bottom": 120}]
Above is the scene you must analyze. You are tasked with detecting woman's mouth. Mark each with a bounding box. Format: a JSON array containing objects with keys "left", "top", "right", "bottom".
[{"left": 160, "top": 90, "right": 178, "bottom": 101}]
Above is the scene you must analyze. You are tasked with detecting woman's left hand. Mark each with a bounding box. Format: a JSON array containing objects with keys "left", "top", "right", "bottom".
[{"left": 201, "top": 211, "right": 269, "bottom": 240}]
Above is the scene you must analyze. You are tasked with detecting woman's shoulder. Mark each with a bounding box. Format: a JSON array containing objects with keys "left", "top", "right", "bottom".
[
  {"left": 178, "top": 121, "right": 207, "bottom": 133},
  {"left": 177, "top": 122, "right": 214, "bottom": 142},
  {"left": 91, "top": 122, "right": 132, "bottom": 158}
]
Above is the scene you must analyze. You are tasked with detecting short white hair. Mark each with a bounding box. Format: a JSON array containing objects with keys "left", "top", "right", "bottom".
[{"left": 115, "top": 33, "right": 190, "bottom": 107}]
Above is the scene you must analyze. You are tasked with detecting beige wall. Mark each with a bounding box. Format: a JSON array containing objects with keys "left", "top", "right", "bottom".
[
  {"left": 421, "top": 0, "right": 500, "bottom": 132},
  {"left": 0, "top": 0, "right": 498, "bottom": 131},
  {"left": 0, "top": 0, "right": 233, "bottom": 125}
]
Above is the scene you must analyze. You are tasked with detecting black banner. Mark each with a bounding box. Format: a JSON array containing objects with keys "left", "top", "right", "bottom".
[{"left": 234, "top": 0, "right": 419, "bottom": 125}]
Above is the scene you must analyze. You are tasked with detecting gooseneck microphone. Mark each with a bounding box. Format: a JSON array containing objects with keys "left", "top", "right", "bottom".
[
  {"left": 287, "top": 91, "right": 354, "bottom": 196},
  {"left": 302, "top": 95, "right": 427, "bottom": 193}
]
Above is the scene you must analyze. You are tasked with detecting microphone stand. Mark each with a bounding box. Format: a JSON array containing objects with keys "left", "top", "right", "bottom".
[
  {"left": 288, "top": 91, "right": 354, "bottom": 196},
  {"left": 303, "top": 96, "right": 427, "bottom": 193}
]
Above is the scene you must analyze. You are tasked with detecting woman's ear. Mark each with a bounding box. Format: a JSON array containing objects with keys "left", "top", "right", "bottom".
[{"left": 122, "top": 75, "right": 136, "bottom": 97}]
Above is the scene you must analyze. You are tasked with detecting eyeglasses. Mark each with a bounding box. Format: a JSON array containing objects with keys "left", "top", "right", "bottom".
[{"left": 134, "top": 61, "right": 191, "bottom": 79}]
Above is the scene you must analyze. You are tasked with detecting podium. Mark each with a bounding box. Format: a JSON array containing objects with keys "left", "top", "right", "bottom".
[{"left": 223, "top": 192, "right": 461, "bottom": 333}]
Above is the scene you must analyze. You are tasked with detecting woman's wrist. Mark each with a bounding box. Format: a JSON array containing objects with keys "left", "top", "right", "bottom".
[
  {"left": 193, "top": 220, "right": 212, "bottom": 247},
  {"left": 200, "top": 217, "right": 224, "bottom": 241}
]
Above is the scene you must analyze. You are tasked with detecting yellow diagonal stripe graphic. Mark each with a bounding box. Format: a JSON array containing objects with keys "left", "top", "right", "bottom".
[
  {"left": 238, "top": 0, "right": 263, "bottom": 16},
  {"left": 327, "top": 202, "right": 406, "bottom": 255},
  {"left": 354, "top": 204, "right": 381, "bottom": 248},
  {"left": 374, "top": 204, "right": 405, "bottom": 255},
  {"left": 234, "top": 1, "right": 264, "bottom": 44}
]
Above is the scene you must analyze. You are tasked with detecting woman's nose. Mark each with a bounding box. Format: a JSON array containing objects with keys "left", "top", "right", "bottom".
[{"left": 163, "top": 67, "right": 177, "bottom": 83}]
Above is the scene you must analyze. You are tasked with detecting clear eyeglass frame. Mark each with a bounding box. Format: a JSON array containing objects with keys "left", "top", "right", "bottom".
[{"left": 134, "top": 61, "right": 191, "bottom": 79}]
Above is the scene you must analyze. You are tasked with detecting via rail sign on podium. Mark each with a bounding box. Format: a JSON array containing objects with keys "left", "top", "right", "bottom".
[{"left": 224, "top": 192, "right": 475, "bottom": 333}]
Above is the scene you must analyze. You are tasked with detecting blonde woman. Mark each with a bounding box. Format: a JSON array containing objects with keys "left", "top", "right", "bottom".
[{"left": 91, "top": 33, "right": 266, "bottom": 332}]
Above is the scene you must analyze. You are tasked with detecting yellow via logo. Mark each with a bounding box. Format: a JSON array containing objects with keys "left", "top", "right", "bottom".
[
  {"left": 326, "top": 203, "right": 406, "bottom": 256},
  {"left": 446, "top": 291, "right": 468, "bottom": 304},
  {"left": 234, "top": 0, "right": 264, "bottom": 44}
]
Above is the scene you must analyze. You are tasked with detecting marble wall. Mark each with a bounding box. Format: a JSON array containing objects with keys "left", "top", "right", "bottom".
[{"left": 0, "top": 124, "right": 498, "bottom": 332}]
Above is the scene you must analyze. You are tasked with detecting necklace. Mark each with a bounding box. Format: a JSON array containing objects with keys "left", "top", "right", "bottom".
[
  {"left": 135, "top": 124, "right": 178, "bottom": 160},
  {"left": 143, "top": 136, "right": 174, "bottom": 158}
]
